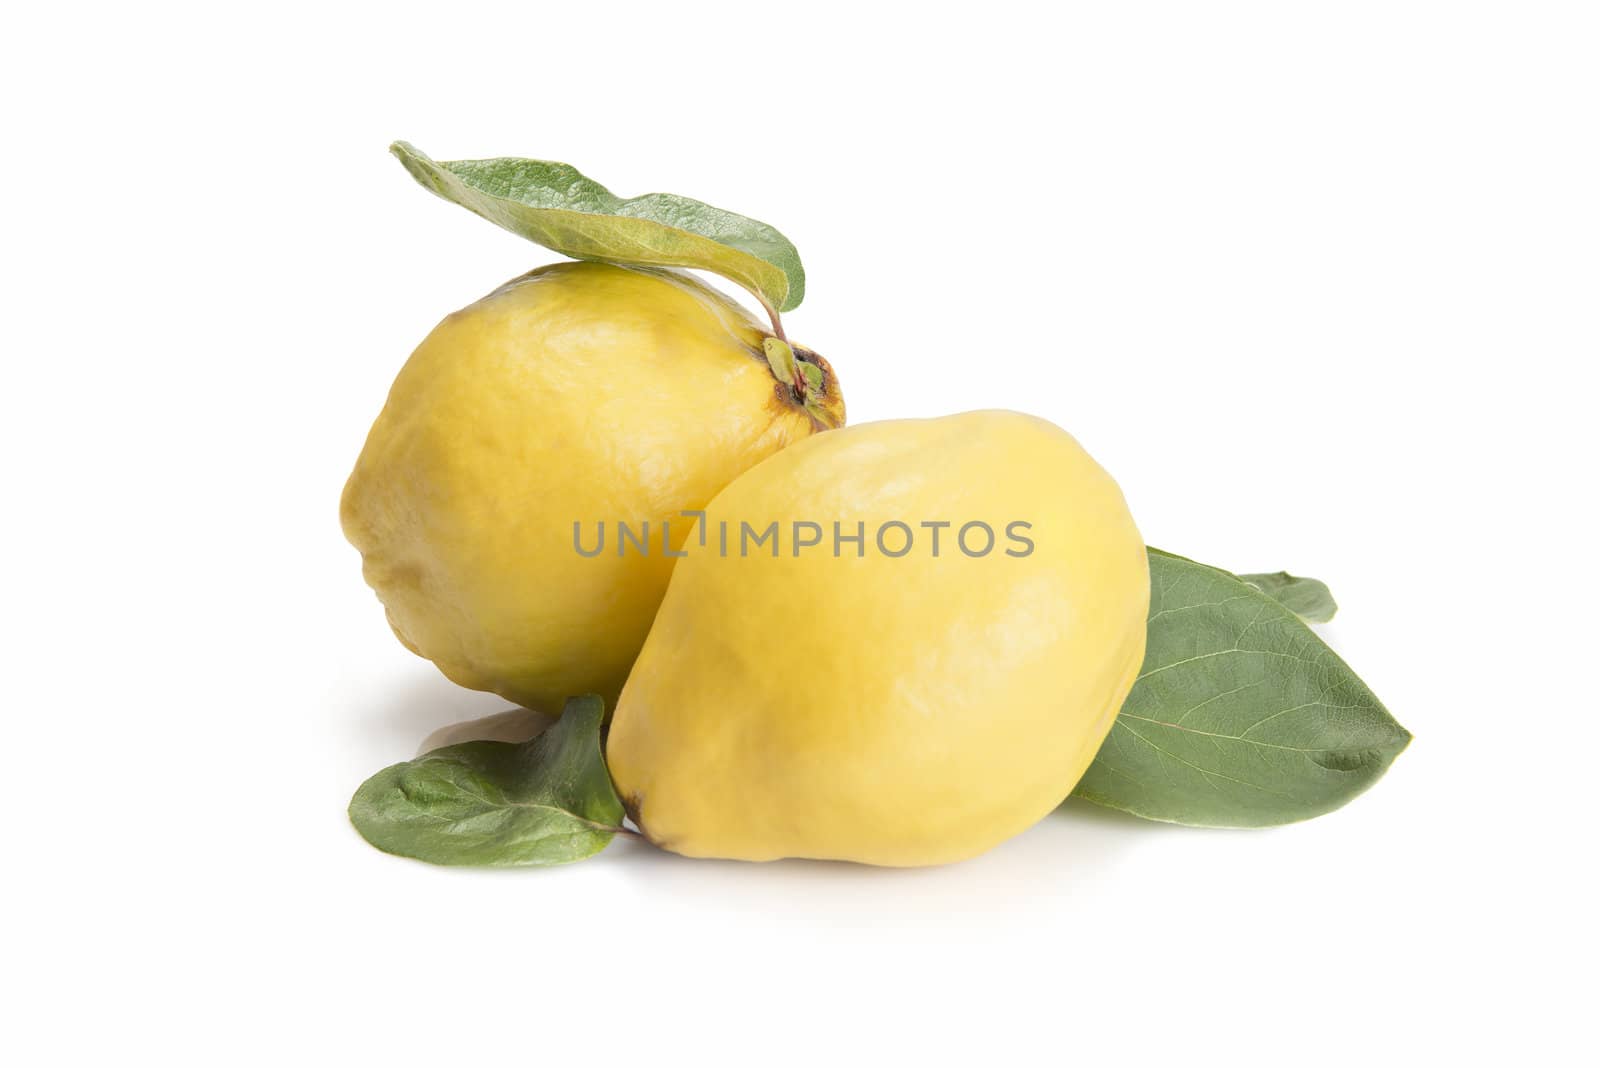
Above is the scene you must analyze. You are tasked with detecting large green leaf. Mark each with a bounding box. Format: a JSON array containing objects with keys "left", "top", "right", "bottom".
[
  {"left": 349, "top": 695, "right": 627, "bottom": 867},
  {"left": 1072, "top": 549, "right": 1410, "bottom": 827},
  {"left": 1238, "top": 570, "right": 1338, "bottom": 623},
  {"left": 392, "top": 141, "right": 805, "bottom": 313}
]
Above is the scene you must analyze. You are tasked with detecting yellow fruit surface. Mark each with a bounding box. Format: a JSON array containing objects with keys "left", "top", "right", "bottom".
[
  {"left": 341, "top": 262, "right": 834, "bottom": 711},
  {"left": 607, "top": 411, "right": 1149, "bottom": 866}
]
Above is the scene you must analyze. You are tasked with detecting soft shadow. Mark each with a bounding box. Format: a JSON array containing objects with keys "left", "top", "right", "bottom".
[
  {"left": 602, "top": 796, "right": 1169, "bottom": 923},
  {"left": 348, "top": 667, "right": 520, "bottom": 756},
  {"left": 415, "top": 706, "right": 555, "bottom": 755},
  {"left": 344, "top": 673, "right": 1209, "bottom": 911}
]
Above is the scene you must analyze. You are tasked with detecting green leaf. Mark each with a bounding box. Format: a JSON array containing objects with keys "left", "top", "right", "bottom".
[
  {"left": 1238, "top": 570, "right": 1338, "bottom": 623},
  {"left": 799, "top": 360, "right": 825, "bottom": 394},
  {"left": 1071, "top": 548, "right": 1410, "bottom": 827},
  {"left": 349, "top": 695, "right": 627, "bottom": 867},
  {"left": 763, "top": 336, "right": 798, "bottom": 388},
  {"left": 392, "top": 141, "right": 806, "bottom": 313}
]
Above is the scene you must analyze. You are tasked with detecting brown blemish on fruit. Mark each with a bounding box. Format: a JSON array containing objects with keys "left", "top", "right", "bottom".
[
  {"left": 794, "top": 346, "right": 844, "bottom": 430},
  {"left": 620, "top": 791, "right": 670, "bottom": 849},
  {"left": 763, "top": 341, "right": 844, "bottom": 430},
  {"left": 621, "top": 791, "right": 649, "bottom": 834},
  {"left": 749, "top": 334, "right": 844, "bottom": 430}
]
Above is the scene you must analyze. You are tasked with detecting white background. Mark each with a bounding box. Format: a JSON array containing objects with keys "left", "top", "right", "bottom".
[{"left": 5, "top": 2, "right": 1595, "bottom": 1064}]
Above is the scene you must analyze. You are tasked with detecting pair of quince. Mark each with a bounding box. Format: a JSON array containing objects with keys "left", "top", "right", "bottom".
[{"left": 343, "top": 261, "right": 1146, "bottom": 866}]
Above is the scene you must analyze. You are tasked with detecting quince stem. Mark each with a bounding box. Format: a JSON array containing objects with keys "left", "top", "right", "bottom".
[{"left": 758, "top": 296, "right": 788, "bottom": 342}]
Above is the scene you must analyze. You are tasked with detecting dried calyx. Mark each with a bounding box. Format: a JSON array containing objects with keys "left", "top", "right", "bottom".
[{"left": 763, "top": 337, "right": 845, "bottom": 430}]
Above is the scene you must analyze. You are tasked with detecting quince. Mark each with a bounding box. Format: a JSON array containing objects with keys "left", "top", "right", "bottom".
[{"left": 342, "top": 262, "right": 841, "bottom": 710}]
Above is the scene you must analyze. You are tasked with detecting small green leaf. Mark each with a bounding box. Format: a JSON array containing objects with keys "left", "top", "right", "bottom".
[
  {"left": 349, "top": 695, "right": 626, "bottom": 867},
  {"left": 392, "top": 141, "right": 806, "bottom": 313},
  {"left": 799, "top": 360, "right": 825, "bottom": 393},
  {"left": 1071, "top": 548, "right": 1410, "bottom": 827},
  {"left": 1238, "top": 571, "right": 1338, "bottom": 623},
  {"left": 763, "top": 336, "right": 798, "bottom": 387}
]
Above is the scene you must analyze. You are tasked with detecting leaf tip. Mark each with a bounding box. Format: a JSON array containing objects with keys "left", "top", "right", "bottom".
[
  {"left": 560, "top": 693, "right": 607, "bottom": 728},
  {"left": 388, "top": 140, "right": 425, "bottom": 166}
]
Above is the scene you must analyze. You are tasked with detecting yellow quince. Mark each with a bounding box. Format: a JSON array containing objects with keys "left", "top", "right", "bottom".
[
  {"left": 341, "top": 262, "right": 842, "bottom": 711},
  {"left": 606, "top": 411, "right": 1148, "bottom": 866}
]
